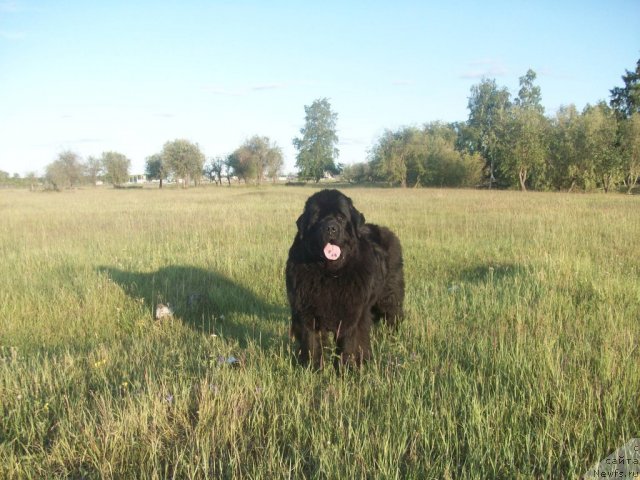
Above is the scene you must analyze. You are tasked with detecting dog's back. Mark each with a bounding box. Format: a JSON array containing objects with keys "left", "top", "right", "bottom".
[{"left": 364, "top": 224, "right": 405, "bottom": 326}]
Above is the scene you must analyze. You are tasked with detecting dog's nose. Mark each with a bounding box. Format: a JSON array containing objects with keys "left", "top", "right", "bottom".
[{"left": 326, "top": 223, "right": 338, "bottom": 237}]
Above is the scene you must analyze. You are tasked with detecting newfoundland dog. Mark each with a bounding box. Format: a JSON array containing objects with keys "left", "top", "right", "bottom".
[{"left": 286, "top": 189, "right": 404, "bottom": 369}]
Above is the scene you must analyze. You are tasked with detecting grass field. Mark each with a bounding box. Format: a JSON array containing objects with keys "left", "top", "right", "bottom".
[{"left": 1, "top": 185, "right": 639, "bottom": 479}]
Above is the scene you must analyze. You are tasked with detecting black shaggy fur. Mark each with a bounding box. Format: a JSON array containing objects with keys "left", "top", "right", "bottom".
[{"left": 286, "top": 189, "right": 404, "bottom": 369}]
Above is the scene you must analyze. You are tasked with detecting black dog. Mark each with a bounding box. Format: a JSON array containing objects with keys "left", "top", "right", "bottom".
[{"left": 286, "top": 189, "right": 404, "bottom": 369}]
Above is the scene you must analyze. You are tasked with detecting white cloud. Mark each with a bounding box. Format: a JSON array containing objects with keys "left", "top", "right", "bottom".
[
  {"left": 0, "top": 30, "right": 26, "bottom": 40},
  {"left": 339, "top": 137, "right": 367, "bottom": 146},
  {"left": 460, "top": 59, "right": 508, "bottom": 79},
  {"left": 251, "top": 83, "right": 286, "bottom": 91},
  {"left": 202, "top": 82, "right": 288, "bottom": 96},
  {"left": 62, "top": 138, "right": 105, "bottom": 146},
  {"left": 0, "top": 1, "right": 45, "bottom": 13},
  {"left": 0, "top": 1, "right": 19, "bottom": 12},
  {"left": 201, "top": 85, "right": 246, "bottom": 97},
  {"left": 391, "top": 80, "right": 414, "bottom": 86}
]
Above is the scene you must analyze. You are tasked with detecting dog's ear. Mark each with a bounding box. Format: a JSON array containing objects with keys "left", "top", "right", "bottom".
[
  {"left": 349, "top": 204, "right": 365, "bottom": 236},
  {"left": 296, "top": 213, "right": 306, "bottom": 239}
]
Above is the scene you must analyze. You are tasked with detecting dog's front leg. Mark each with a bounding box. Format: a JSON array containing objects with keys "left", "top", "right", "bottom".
[
  {"left": 335, "top": 312, "right": 372, "bottom": 369},
  {"left": 292, "top": 316, "right": 326, "bottom": 369}
]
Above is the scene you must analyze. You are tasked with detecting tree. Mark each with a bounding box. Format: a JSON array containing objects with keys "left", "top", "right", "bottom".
[
  {"left": 101, "top": 151, "right": 131, "bottom": 186},
  {"left": 342, "top": 162, "right": 373, "bottom": 184},
  {"left": 619, "top": 112, "right": 640, "bottom": 193},
  {"left": 25, "top": 171, "right": 39, "bottom": 191},
  {"left": 549, "top": 105, "right": 583, "bottom": 191},
  {"left": 610, "top": 58, "right": 640, "bottom": 118},
  {"left": 45, "top": 150, "right": 83, "bottom": 190},
  {"left": 162, "top": 139, "right": 205, "bottom": 188},
  {"left": 369, "top": 123, "right": 484, "bottom": 188},
  {"left": 265, "top": 144, "right": 284, "bottom": 183},
  {"left": 422, "top": 123, "right": 484, "bottom": 187},
  {"left": 145, "top": 153, "right": 167, "bottom": 188},
  {"left": 498, "top": 70, "right": 548, "bottom": 191},
  {"left": 369, "top": 128, "right": 412, "bottom": 187},
  {"left": 498, "top": 106, "right": 549, "bottom": 190},
  {"left": 222, "top": 156, "right": 234, "bottom": 185},
  {"left": 465, "top": 78, "right": 511, "bottom": 188},
  {"left": 85, "top": 155, "right": 103, "bottom": 186},
  {"left": 204, "top": 156, "right": 224, "bottom": 185},
  {"left": 45, "top": 162, "right": 65, "bottom": 191},
  {"left": 514, "top": 69, "right": 544, "bottom": 114},
  {"left": 581, "top": 103, "right": 620, "bottom": 192},
  {"left": 456, "top": 152, "right": 485, "bottom": 187},
  {"left": 228, "top": 136, "right": 282, "bottom": 184},
  {"left": 226, "top": 149, "right": 255, "bottom": 184},
  {"left": 293, "top": 98, "right": 339, "bottom": 182}
]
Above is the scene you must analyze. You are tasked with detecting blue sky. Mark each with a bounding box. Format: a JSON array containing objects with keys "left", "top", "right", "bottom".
[{"left": 1, "top": 0, "right": 639, "bottom": 176}]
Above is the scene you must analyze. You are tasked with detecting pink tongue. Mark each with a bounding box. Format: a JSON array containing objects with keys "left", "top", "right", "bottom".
[{"left": 323, "top": 243, "right": 341, "bottom": 261}]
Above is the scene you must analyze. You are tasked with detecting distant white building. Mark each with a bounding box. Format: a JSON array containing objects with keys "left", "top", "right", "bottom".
[{"left": 129, "top": 174, "right": 147, "bottom": 183}]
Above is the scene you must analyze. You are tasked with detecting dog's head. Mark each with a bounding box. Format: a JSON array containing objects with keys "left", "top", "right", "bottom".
[{"left": 296, "top": 189, "right": 365, "bottom": 268}]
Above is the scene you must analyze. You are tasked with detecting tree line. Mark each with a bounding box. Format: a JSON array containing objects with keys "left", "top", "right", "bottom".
[
  {"left": 35, "top": 99, "right": 332, "bottom": 190},
  {"left": 18, "top": 58, "right": 639, "bottom": 192},
  {"left": 36, "top": 136, "right": 284, "bottom": 190},
  {"left": 349, "top": 61, "right": 640, "bottom": 192}
]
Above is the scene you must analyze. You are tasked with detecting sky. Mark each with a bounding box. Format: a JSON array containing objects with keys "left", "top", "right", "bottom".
[{"left": 1, "top": 0, "right": 639, "bottom": 176}]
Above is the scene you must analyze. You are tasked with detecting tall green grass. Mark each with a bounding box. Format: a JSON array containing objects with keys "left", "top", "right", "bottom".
[{"left": 1, "top": 186, "right": 638, "bottom": 478}]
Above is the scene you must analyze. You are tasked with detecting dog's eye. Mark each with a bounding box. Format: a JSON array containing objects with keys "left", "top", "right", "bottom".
[{"left": 336, "top": 214, "right": 346, "bottom": 224}]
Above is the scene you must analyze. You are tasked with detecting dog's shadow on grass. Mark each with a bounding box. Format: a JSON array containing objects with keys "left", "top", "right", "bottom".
[
  {"left": 98, "top": 265, "right": 287, "bottom": 348},
  {"left": 456, "top": 263, "right": 523, "bottom": 284}
]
